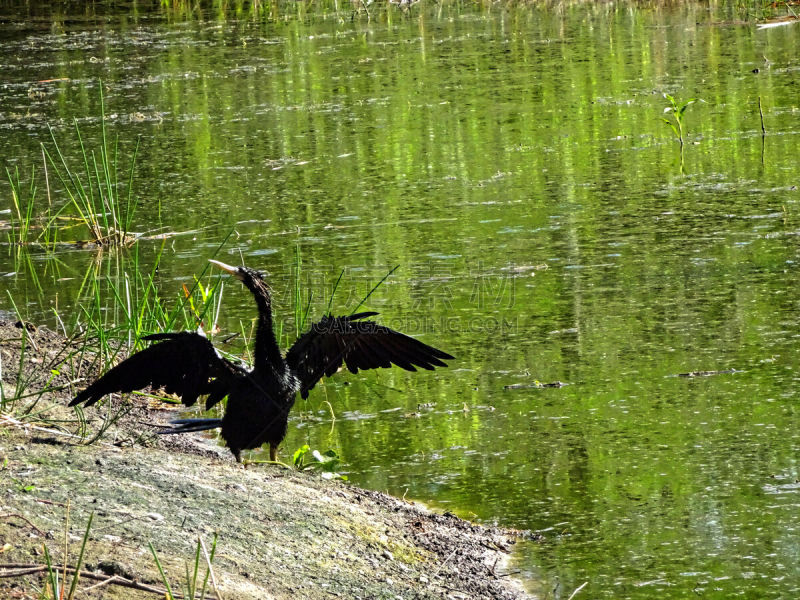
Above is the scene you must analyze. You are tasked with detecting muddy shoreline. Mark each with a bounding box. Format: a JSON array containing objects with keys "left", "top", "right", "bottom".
[{"left": 0, "top": 321, "right": 535, "bottom": 599}]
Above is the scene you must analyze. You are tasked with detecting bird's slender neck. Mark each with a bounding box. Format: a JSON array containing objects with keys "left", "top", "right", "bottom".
[{"left": 252, "top": 290, "right": 284, "bottom": 374}]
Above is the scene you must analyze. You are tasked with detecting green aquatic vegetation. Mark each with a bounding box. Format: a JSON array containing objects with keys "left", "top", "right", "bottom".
[
  {"left": 5, "top": 165, "right": 37, "bottom": 245},
  {"left": 2, "top": 87, "right": 142, "bottom": 248},
  {"left": 733, "top": 0, "right": 781, "bottom": 21},
  {"left": 40, "top": 86, "right": 141, "bottom": 247},
  {"left": 292, "top": 243, "right": 313, "bottom": 342},
  {"left": 662, "top": 93, "right": 696, "bottom": 148},
  {"left": 74, "top": 245, "right": 227, "bottom": 361}
]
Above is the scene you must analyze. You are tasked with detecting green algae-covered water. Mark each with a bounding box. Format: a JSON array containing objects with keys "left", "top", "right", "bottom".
[{"left": 2, "top": 2, "right": 800, "bottom": 597}]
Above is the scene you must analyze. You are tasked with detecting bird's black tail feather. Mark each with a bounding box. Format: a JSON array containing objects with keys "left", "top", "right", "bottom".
[{"left": 158, "top": 418, "right": 223, "bottom": 434}]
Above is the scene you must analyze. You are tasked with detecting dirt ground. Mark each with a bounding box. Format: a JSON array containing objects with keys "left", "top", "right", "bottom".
[{"left": 0, "top": 321, "right": 537, "bottom": 599}]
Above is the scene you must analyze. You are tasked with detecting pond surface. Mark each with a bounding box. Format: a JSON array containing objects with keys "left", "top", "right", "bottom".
[{"left": 2, "top": 2, "right": 800, "bottom": 598}]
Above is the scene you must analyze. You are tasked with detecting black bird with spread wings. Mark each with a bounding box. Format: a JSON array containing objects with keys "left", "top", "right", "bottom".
[{"left": 70, "top": 260, "right": 454, "bottom": 462}]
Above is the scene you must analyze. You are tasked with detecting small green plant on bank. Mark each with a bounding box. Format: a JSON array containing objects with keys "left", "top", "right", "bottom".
[
  {"left": 149, "top": 533, "right": 219, "bottom": 600},
  {"left": 293, "top": 444, "right": 348, "bottom": 480},
  {"left": 662, "top": 93, "right": 696, "bottom": 147}
]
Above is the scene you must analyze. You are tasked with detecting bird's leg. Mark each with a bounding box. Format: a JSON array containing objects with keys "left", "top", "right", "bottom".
[
  {"left": 234, "top": 449, "right": 242, "bottom": 463},
  {"left": 269, "top": 444, "right": 278, "bottom": 462}
]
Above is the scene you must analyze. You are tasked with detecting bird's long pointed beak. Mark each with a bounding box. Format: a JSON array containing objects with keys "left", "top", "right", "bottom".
[{"left": 209, "top": 259, "right": 244, "bottom": 280}]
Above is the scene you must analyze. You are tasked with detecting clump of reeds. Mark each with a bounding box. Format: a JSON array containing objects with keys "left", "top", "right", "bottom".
[
  {"left": 3, "top": 85, "right": 141, "bottom": 249},
  {"left": 42, "top": 86, "right": 141, "bottom": 247}
]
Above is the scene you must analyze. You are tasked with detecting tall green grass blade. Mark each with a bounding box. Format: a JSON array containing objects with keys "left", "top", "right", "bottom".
[
  {"left": 91, "top": 151, "right": 111, "bottom": 236},
  {"left": 325, "top": 269, "right": 345, "bottom": 316},
  {"left": 125, "top": 136, "right": 141, "bottom": 235},
  {"left": 66, "top": 512, "right": 94, "bottom": 600},
  {"left": 75, "top": 121, "right": 103, "bottom": 238},
  {"left": 300, "top": 291, "right": 313, "bottom": 333},
  {"left": 42, "top": 543, "right": 59, "bottom": 600},
  {"left": 240, "top": 320, "right": 253, "bottom": 364},
  {"left": 187, "top": 540, "right": 202, "bottom": 600},
  {"left": 148, "top": 542, "right": 176, "bottom": 600},
  {"left": 6, "top": 165, "right": 38, "bottom": 245},
  {"left": 99, "top": 84, "right": 116, "bottom": 234},
  {"left": 198, "top": 532, "right": 218, "bottom": 600},
  {"left": 294, "top": 244, "right": 302, "bottom": 335},
  {"left": 350, "top": 265, "right": 399, "bottom": 315}
]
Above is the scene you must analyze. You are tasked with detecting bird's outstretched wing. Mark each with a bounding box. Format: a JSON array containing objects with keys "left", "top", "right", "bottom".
[
  {"left": 70, "top": 332, "right": 242, "bottom": 409},
  {"left": 285, "top": 312, "right": 454, "bottom": 399}
]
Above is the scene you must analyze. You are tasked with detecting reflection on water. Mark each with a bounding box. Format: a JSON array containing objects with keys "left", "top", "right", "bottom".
[{"left": 3, "top": 2, "right": 800, "bottom": 598}]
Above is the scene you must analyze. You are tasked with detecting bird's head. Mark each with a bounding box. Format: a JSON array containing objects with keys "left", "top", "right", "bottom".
[{"left": 209, "top": 259, "right": 271, "bottom": 303}]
